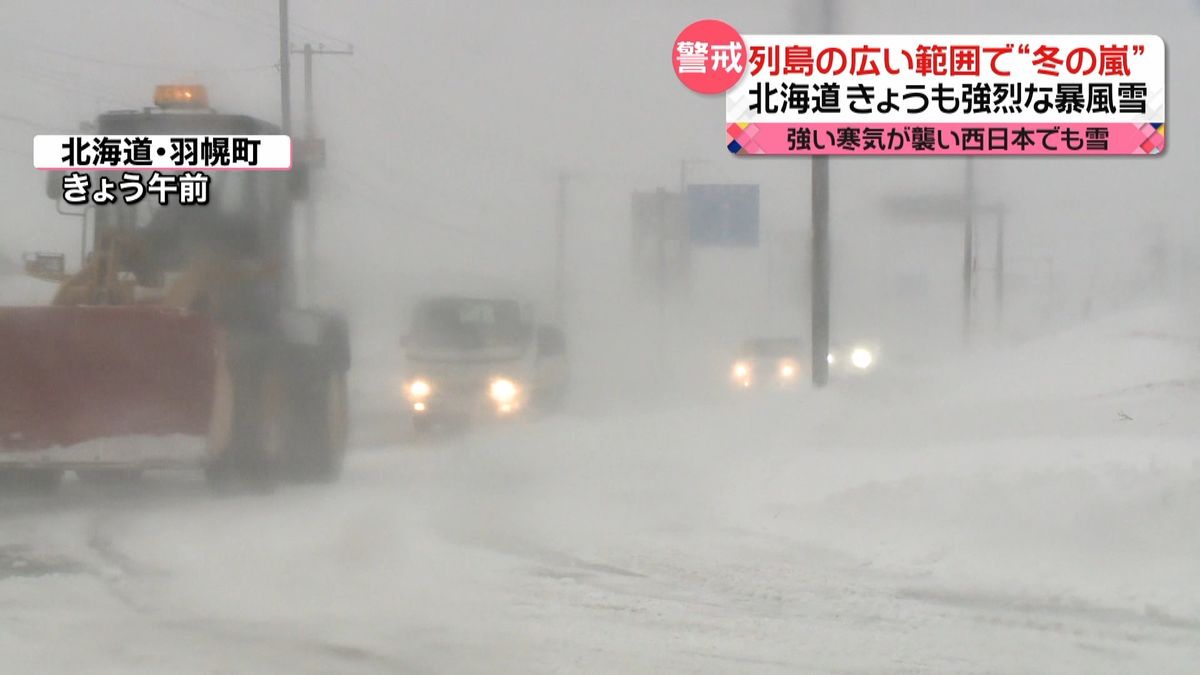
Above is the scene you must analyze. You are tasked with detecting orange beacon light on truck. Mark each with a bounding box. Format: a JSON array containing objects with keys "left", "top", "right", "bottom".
[{"left": 153, "top": 84, "right": 209, "bottom": 109}]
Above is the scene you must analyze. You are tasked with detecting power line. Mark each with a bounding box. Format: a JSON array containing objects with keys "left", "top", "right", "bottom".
[
  {"left": 7, "top": 65, "right": 140, "bottom": 108},
  {"left": 312, "top": 62, "right": 541, "bottom": 219},
  {"left": 167, "top": 0, "right": 354, "bottom": 52},
  {"left": 0, "top": 112, "right": 44, "bottom": 129},
  {"left": 168, "top": 0, "right": 278, "bottom": 40},
  {"left": 323, "top": 57, "right": 554, "bottom": 188},
  {"left": 322, "top": 172, "right": 511, "bottom": 247},
  {"left": 327, "top": 54, "right": 665, "bottom": 189},
  {"left": 0, "top": 34, "right": 275, "bottom": 74},
  {"left": 220, "top": 0, "right": 353, "bottom": 49}
]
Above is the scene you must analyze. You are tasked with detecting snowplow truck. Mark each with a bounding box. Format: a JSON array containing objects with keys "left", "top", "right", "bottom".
[{"left": 0, "top": 85, "right": 349, "bottom": 491}]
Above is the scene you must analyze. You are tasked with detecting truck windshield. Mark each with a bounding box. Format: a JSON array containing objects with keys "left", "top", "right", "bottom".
[
  {"left": 410, "top": 298, "right": 526, "bottom": 350},
  {"left": 95, "top": 171, "right": 271, "bottom": 269},
  {"left": 121, "top": 171, "right": 254, "bottom": 230}
]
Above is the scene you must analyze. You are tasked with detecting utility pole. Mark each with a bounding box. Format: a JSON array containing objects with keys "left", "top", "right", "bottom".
[
  {"left": 291, "top": 41, "right": 354, "bottom": 305},
  {"left": 304, "top": 44, "right": 314, "bottom": 136},
  {"left": 555, "top": 171, "right": 568, "bottom": 326},
  {"left": 680, "top": 158, "right": 708, "bottom": 192},
  {"left": 811, "top": 155, "right": 830, "bottom": 385},
  {"left": 962, "top": 157, "right": 975, "bottom": 343},
  {"left": 656, "top": 187, "right": 668, "bottom": 321},
  {"left": 809, "top": 0, "right": 834, "bottom": 387},
  {"left": 301, "top": 42, "right": 312, "bottom": 304},
  {"left": 293, "top": 42, "right": 355, "bottom": 129},
  {"left": 994, "top": 204, "right": 1005, "bottom": 329},
  {"left": 679, "top": 158, "right": 704, "bottom": 302},
  {"left": 278, "top": 0, "right": 290, "bottom": 135}
]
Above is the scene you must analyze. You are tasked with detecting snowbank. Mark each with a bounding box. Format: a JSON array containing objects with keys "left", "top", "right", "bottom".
[{"left": 0, "top": 272, "right": 58, "bottom": 306}]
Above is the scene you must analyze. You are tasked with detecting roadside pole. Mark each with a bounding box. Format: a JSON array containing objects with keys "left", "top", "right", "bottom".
[
  {"left": 809, "top": 0, "right": 834, "bottom": 387},
  {"left": 555, "top": 171, "right": 568, "bottom": 326},
  {"left": 884, "top": 194, "right": 1007, "bottom": 343},
  {"left": 303, "top": 43, "right": 313, "bottom": 305},
  {"left": 995, "top": 204, "right": 1005, "bottom": 329},
  {"left": 811, "top": 155, "right": 830, "bottom": 386},
  {"left": 679, "top": 158, "right": 706, "bottom": 307},
  {"left": 963, "top": 157, "right": 975, "bottom": 343},
  {"left": 291, "top": 42, "right": 353, "bottom": 305},
  {"left": 278, "top": 0, "right": 290, "bottom": 135},
  {"left": 656, "top": 187, "right": 668, "bottom": 323}
]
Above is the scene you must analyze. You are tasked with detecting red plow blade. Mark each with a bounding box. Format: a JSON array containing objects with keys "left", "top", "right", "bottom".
[{"left": 0, "top": 306, "right": 220, "bottom": 452}]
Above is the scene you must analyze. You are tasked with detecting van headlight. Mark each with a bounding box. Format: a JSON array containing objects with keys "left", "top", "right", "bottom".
[
  {"left": 731, "top": 361, "right": 752, "bottom": 387},
  {"left": 489, "top": 378, "right": 519, "bottom": 404},
  {"left": 778, "top": 360, "right": 797, "bottom": 379}
]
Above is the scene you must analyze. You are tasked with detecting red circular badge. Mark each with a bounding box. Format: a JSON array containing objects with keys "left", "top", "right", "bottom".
[{"left": 672, "top": 19, "right": 747, "bottom": 95}]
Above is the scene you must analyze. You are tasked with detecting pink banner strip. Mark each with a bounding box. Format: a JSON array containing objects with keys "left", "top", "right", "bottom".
[{"left": 727, "top": 122, "right": 1164, "bottom": 156}]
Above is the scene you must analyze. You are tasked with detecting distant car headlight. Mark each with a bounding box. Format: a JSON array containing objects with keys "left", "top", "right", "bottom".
[
  {"left": 731, "top": 361, "right": 752, "bottom": 387},
  {"left": 490, "top": 378, "right": 519, "bottom": 404},
  {"left": 778, "top": 360, "right": 797, "bottom": 379},
  {"left": 408, "top": 379, "right": 431, "bottom": 399},
  {"left": 850, "top": 347, "right": 874, "bottom": 370},
  {"left": 732, "top": 361, "right": 750, "bottom": 378}
]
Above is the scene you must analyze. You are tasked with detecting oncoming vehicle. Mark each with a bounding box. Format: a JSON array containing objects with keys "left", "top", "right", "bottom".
[
  {"left": 730, "top": 337, "right": 804, "bottom": 389},
  {"left": 827, "top": 342, "right": 880, "bottom": 376},
  {"left": 401, "top": 295, "right": 567, "bottom": 432},
  {"left": 0, "top": 85, "right": 349, "bottom": 491}
]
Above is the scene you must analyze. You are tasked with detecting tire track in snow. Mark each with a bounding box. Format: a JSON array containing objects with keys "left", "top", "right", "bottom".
[
  {"left": 82, "top": 514, "right": 413, "bottom": 674},
  {"left": 473, "top": 523, "right": 1200, "bottom": 673}
]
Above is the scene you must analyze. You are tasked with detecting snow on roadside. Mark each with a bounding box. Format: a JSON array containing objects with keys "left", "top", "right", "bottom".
[
  {"left": 109, "top": 304, "right": 1200, "bottom": 625},
  {"left": 0, "top": 272, "right": 58, "bottom": 306},
  {"left": 721, "top": 303, "right": 1200, "bottom": 617},
  {"left": 398, "top": 302, "right": 1200, "bottom": 620},
  {"left": 2, "top": 301, "right": 1197, "bottom": 672}
]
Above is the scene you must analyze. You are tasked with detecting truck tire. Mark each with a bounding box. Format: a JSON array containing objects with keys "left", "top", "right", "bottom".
[
  {"left": 205, "top": 352, "right": 283, "bottom": 494},
  {"left": 284, "top": 367, "right": 348, "bottom": 483}
]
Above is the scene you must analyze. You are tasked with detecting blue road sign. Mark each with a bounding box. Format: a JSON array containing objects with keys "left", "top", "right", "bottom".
[{"left": 687, "top": 184, "right": 759, "bottom": 247}]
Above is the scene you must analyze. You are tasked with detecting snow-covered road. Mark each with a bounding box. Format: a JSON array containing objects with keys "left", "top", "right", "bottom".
[{"left": 2, "top": 305, "right": 1199, "bottom": 673}]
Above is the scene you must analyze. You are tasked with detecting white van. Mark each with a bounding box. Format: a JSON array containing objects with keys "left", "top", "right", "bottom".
[{"left": 400, "top": 295, "right": 568, "bottom": 432}]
